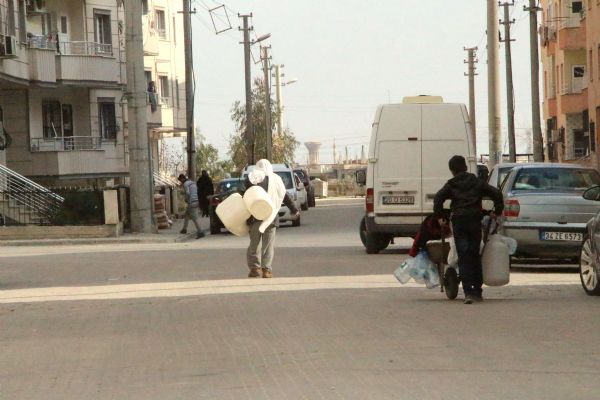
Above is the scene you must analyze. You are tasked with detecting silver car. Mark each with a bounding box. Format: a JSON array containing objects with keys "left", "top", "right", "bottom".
[{"left": 500, "top": 163, "right": 600, "bottom": 259}]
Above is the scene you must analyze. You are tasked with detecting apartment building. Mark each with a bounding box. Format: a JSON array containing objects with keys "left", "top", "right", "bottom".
[
  {"left": 0, "top": 0, "right": 186, "bottom": 186},
  {"left": 540, "top": 0, "right": 600, "bottom": 168}
]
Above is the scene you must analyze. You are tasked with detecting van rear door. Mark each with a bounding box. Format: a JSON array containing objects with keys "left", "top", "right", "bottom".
[
  {"left": 421, "top": 104, "right": 472, "bottom": 213},
  {"left": 373, "top": 104, "right": 422, "bottom": 223}
]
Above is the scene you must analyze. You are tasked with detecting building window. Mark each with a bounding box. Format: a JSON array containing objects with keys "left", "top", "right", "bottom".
[
  {"left": 60, "top": 16, "right": 68, "bottom": 34},
  {"left": 42, "top": 101, "right": 62, "bottom": 138},
  {"left": 94, "top": 10, "right": 112, "bottom": 45},
  {"left": 155, "top": 9, "right": 167, "bottom": 39},
  {"left": 98, "top": 100, "right": 117, "bottom": 140},
  {"left": 41, "top": 12, "right": 52, "bottom": 35},
  {"left": 572, "top": 1, "right": 583, "bottom": 13},
  {"left": 18, "top": 0, "right": 26, "bottom": 43},
  {"left": 7, "top": 0, "right": 15, "bottom": 36},
  {"left": 142, "top": 0, "right": 149, "bottom": 15},
  {"left": 62, "top": 105, "right": 73, "bottom": 138},
  {"left": 590, "top": 49, "right": 594, "bottom": 81},
  {"left": 175, "top": 78, "right": 179, "bottom": 108},
  {"left": 158, "top": 75, "right": 170, "bottom": 106}
]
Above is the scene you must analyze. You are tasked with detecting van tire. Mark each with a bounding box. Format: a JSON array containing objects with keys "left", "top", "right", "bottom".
[
  {"left": 359, "top": 217, "right": 368, "bottom": 246},
  {"left": 365, "top": 231, "right": 390, "bottom": 254},
  {"left": 292, "top": 215, "right": 301, "bottom": 227},
  {"left": 301, "top": 201, "right": 309, "bottom": 211}
]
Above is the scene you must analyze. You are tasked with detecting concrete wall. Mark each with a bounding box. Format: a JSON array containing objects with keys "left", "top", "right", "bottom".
[{"left": 0, "top": 223, "right": 123, "bottom": 240}]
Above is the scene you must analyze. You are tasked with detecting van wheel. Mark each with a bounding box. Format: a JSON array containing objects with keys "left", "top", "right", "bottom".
[
  {"left": 292, "top": 215, "right": 301, "bottom": 227},
  {"left": 365, "top": 231, "right": 390, "bottom": 254},
  {"left": 301, "top": 201, "right": 309, "bottom": 211},
  {"left": 359, "top": 217, "right": 368, "bottom": 246}
]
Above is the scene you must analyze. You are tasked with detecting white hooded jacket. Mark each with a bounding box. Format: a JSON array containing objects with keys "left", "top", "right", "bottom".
[{"left": 248, "top": 159, "right": 288, "bottom": 233}]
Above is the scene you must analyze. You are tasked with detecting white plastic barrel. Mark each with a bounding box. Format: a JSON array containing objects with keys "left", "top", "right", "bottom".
[
  {"left": 216, "top": 193, "right": 251, "bottom": 237},
  {"left": 243, "top": 185, "right": 275, "bottom": 220},
  {"left": 482, "top": 234, "right": 510, "bottom": 286}
]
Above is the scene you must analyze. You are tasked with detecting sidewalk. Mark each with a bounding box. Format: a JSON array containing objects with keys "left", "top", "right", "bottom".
[{"left": 0, "top": 217, "right": 203, "bottom": 247}]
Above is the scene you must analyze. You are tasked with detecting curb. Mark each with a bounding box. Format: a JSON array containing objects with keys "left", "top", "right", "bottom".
[{"left": 0, "top": 235, "right": 190, "bottom": 247}]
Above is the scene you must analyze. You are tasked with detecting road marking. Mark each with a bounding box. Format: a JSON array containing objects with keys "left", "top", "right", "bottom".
[{"left": 0, "top": 274, "right": 579, "bottom": 304}]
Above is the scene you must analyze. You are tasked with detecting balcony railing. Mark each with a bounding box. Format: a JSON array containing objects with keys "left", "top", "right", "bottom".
[
  {"left": 27, "top": 35, "right": 113, "bottom": 56},
  {"left": 30, "top": 136, "right": 104, "bottom": 152}
]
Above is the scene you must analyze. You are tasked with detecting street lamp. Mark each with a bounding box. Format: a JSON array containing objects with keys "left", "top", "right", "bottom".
[{"left": 274, "top": 64, "right": 298, "bottom": 136}]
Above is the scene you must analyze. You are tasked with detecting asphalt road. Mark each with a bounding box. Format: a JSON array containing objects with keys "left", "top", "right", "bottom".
[{"left": 0, "top": 198, "right": 597, "bottom": 400}]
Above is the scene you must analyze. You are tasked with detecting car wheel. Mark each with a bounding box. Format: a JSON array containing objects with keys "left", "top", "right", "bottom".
[
  {"left": 210, "top": 224, "right": 221, "bottom": 235},
  {"left": 292, "top": 215, "right": 301, "bottom": 227},
  {"left": 301, "top": 200, "right": 309, "bottom": 211},
  {"left": 579, "top": 236, "right": 600, "bottom": 296}
]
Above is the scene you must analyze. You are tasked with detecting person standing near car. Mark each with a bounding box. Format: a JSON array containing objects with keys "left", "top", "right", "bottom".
[
  {"left": 178, "top": 173, "right": 205, "bottom": 239},
  {"left": 245, "top": 159, "right": 299, "bottom": 279},
  {"left": 197, "top": 170, "right": 214, "bottom": 217},
  {"left": 433, "top": 155, "right": 504, "bottom": 304}
]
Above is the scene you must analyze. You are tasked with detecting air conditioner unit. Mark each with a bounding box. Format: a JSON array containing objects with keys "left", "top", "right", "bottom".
[
  {"left": 26, "top": 0, "right": 47, "bottom": 14},
  {"left": 0, "top": 36, "right": 18, "bottom": 58}
]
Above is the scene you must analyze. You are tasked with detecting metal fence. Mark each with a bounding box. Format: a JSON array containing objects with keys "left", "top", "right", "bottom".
[{"left": 30, "top": 136, "right": 104, "bottom": 152}]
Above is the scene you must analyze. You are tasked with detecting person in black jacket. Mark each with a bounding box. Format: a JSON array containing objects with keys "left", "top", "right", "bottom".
[
  {"left": 433, "top": 155, "right": 504, "bottom": 304},
  {"left": 197, "top": 170, "right": 214, "bottom": 217}
]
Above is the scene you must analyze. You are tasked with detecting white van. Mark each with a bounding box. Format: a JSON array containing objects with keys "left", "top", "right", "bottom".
[
  {"left": 358, "top": 96, "right": 476, "bottom": 253},
  {"left": 242, "top": 163, "right": 303, "bottom": 227}
]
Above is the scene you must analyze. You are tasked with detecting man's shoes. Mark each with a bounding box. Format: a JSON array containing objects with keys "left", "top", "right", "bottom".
[
  {"left": 196, "top": 231, "right": 205, "bottom": 239},
  {"left": 464, "top": 296, "right": 474, "bottom": 305},
  {"left": 180, "top": 229, "right": 187, "bottom": 234},
  {"left": 262, "top": 268, "right": 273, "bottom": 278},
  {"left": 248, "top": 268, "right": 261, "bottom": 278}
]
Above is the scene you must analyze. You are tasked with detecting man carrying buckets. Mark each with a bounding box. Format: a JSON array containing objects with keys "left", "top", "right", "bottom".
[
  {"left": 433, "top": 156, "right": 504, "bottom": 304},
  {"left": 244, "top": 159, "right": 299, "bottom": 279}
]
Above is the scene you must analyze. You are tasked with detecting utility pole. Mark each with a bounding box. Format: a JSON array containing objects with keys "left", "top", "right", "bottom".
[
  {"left": 464, "top": 46, "right": 478, "bottom": 156},
  {"left": 124, "top": 0, "right": 154, "bottom": 233},
  {"left": 261, "top": 45, "right": 272, "bottom": 160},
  {"left": 501, "top": 1, "right": 517, "bottom": 162},
  {"left": 525, "top": 0, "right": 544, "bottom": 162},
  {"left": 274, "top": 64, "right": 283, "bottom": 136},
  {"left": 183, "top": 0, "right": 196, "bottom": 180},
  {"left": 239, "top": 14, "right": 254, "bottom": 165},
  {"left": 487, "top": 0, "right": 502, "bottom": 168}
]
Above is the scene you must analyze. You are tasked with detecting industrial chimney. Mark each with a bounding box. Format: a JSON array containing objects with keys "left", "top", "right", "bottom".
[{"left": 304, "top": 142, "right": 322, "bottom": 165}]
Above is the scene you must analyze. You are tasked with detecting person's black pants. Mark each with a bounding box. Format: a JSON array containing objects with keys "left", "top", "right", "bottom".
[{"left": 452, "top": 217, "right": 483, "bottom": 297}]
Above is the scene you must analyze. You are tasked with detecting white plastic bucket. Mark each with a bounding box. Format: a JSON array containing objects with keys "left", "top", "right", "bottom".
[
  {"left": 243, "top": 185, "right": 275, "bottom": 221},
  {"left": 216, "top": 193, "right": 251, "bottom": 237},
  {"left": 482, "top": 234, "right": 510, "bottom": 286}
]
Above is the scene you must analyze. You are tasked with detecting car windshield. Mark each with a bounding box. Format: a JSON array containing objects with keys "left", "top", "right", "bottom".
[
  {"left": 217, "top": 180, "right": 242, "bottom": 193},
  {"left": 276, "top": 171, "right": 294, "bottom": 189},
  {"left": 511, "top": 168, "right": 600, "bottom": 192}
]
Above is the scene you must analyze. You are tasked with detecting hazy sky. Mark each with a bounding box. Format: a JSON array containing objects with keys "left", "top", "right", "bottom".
[{"left": 191, "top": 0, "right": 539, "bottom": 163}]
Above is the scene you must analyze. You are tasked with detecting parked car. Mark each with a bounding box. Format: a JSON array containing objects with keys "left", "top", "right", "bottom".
[
  {"left": 579, "top": 185, "right": 600, "bottom": 295},
  {"left": 294, "top": 168, "right": 316, "bottom": 207},
  {"left": 208, "top": 177, "right": 245, "bottom": 234},
  {"left": 242, "top": 163, "right": 302, "bottom": 227},
  {"left": 488, "top": 162, "right": 522, "bottom": 188},
  {"left": 500, "top": 163, "right": 600, "bottom": 260}
]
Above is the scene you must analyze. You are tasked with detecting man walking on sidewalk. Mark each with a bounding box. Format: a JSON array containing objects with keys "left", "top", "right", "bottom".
[
  {"left": 178, "top": 174, "right": 205, "bottom": 239},
  {"left": 433, "top": 155, "right": 503, "bottom": 304}
]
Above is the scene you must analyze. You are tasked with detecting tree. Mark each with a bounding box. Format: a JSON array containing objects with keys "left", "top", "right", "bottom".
[
  {"left": 195, "top": 132, "right": 237, "bottom": 180},
  {"left": 228, "top": 77, "right": 299, "bottom": 171}
]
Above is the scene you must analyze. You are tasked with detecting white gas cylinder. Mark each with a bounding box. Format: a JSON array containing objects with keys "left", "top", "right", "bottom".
[
  {"left": 243, "top": 185, "right": 275, "bottom": 220},
  {"left": 216, "top": 193, "right": 251, "bottom": 237},
  {"left": 481, "top": 234, "right": 510, "bottom": 286}
]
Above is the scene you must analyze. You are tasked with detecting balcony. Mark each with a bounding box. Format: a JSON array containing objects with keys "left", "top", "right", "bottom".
[
  {"left": 558, "top": 20, "right": 586, "bottom": 50},
  {"left": 560, "top": 87, "right": 588, "bottom": 114},
  {"left": 28, "top": 136, "right": 127, "bottom": 177},
  {"left": 28, "top": 36, "right": 120, "bottom": 85}
]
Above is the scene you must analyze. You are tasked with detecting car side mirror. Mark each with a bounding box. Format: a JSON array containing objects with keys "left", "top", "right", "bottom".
[{"left": 583, "top": 185, "right": 600, "bottom": 201}]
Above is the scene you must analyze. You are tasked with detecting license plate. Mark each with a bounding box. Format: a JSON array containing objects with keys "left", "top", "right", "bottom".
[
  {"left": 382, "top": 195, "right": 414, "bottom": 205},
  {"left": 540, "top": 231, "right": 583, "bottom": 241}
]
